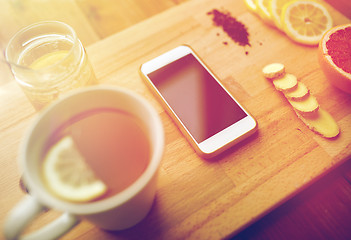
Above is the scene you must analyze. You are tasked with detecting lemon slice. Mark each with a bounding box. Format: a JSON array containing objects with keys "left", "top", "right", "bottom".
[
  {"left": 42, "top": 136, "right": 107, "bottom": 202},
  {"left": 255, "top": 0, "right": 274, "bottom": 25},
  {"left": 269, "top": 0, "right": 294, "bottom": 29},
  {"left": 281, "top": 0, "right": 333, "bottom": 46},
  {"left": 30, "top": 50, "right": 69, "bottom": 70},
  {"left": 244, "top": 0, "right": 258, "bottom": 13}
]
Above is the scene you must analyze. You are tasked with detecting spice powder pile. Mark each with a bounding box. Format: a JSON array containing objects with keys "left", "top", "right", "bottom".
[{"left": 208, "top": 9, "right": 251, "bottom": 47}]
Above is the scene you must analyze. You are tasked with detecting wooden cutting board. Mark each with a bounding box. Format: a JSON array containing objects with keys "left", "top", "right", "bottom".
[{"left": 1, "top": 0, "right": 350, "bottom": 239}]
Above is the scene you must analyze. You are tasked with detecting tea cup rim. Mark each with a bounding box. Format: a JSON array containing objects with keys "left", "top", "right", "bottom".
[{"left": 20, "top": 86, "right": 164, "bottom": 214}]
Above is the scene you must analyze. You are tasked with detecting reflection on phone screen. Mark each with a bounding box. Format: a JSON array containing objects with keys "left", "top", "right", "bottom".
[{"left": 148, "top": 54, "right": 247, "bottom": 142}]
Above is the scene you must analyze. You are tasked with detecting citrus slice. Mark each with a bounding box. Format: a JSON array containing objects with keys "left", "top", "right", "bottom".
[
  {"left": 42, "top": 136, "right": 107, "bottom": 202},
  {"left": 269, "top": 0, "right": 294, "bottom": 29},
  {"left": 30, "top": 50, "right": 69, "bottom": 70},
  {"left": 244, "top": 0, "right": 258, "bottom": 13},
  {"left": 318, "top": 23, "right": 351, "bottom": 94},
  {"left": 255, "top": 0, "right": 274, "bottom": 25},
  {"left": 281, "top": 0, "right": 333, "bottom": 46}
]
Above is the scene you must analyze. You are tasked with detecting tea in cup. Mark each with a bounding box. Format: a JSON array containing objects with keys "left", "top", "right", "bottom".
[{"left": 4, "top": 86, "right": 164, "bottom": 239}]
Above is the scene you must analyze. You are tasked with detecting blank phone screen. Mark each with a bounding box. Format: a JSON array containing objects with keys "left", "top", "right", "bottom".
[{"left": 148, "top": 53, "right": 247, "bottom": 143}]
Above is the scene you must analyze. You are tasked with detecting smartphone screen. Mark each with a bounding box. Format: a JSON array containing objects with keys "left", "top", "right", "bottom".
[
  {"left": 147, "top": 53, "right": 247, "bottom": 143},
  {"left": 140, "top": 45, "right": 257, "bottom": 157}
]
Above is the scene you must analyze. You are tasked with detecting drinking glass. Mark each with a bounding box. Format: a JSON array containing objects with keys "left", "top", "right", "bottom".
[
  {"left": 5, "top": 21, "right": 97, "bottom": 110},
  {"left": 4, "top": 86, "right": 165, "bottom": 239}
]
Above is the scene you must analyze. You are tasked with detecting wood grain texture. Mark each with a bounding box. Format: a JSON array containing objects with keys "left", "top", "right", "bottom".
[
  {"left": 233, "top": 160, "right": 351, "bottom": 240},
  {"left": 76, "top": 0, "right": 189, "bottom": 38},
  {"left": 0, "top": 0, "right": 99, "bottom": 48},
  {"left": 324, "top": 0, "right": 351, "bottom": 19},
  {"left": 0, "top": 0, "right": 99, "bottom": 87},
  {"left": 0, "top": 0, "right": 351, "bottom": 239}
]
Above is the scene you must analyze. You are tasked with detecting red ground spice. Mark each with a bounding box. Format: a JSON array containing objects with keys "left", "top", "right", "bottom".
[
  {"left": 207, "top": 9, "right": 251, "bottom": 47},
  {"left": 326, "top": 26, "right": 351, "bottom": 74}
]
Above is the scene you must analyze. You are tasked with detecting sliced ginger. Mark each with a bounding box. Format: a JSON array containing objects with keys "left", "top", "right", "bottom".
[
  {"left": 284, "top": 82, "right": 309, "bottom": 100},
  {"left": 296, "top": 109, "right": 339, "bottom": 138},
  {"left": 288, "top": 95, "right": 319, "bottom": 114},
  {"left": 262, "top": 63, "right": 339, "bottom": 138},
  {"left": 262, "top": 63, "right": 285, "bottom": 79},
  {"left": 272, "top": 73, "right": 298, "bottom": 91}
]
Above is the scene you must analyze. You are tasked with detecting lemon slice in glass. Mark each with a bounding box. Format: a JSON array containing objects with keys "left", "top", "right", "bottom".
[
  {"left": 30, "top": 50, "right": 69, "bottom": 70},
  {"left": 42, "top": 136, "right": 107, "bottom": 202},
  {"left": 281, "top": 0, "right": 333, "bottom": 46}
]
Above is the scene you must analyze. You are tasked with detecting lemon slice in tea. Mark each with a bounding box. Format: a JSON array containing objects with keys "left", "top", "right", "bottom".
[{"left": 42, "top": 136, "right": 107, "bottom": 202}]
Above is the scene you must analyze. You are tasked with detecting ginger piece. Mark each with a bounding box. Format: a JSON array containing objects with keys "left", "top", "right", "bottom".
[
  {"left": 273, "top": 73, "right": 298, "bottom": 91},
  {"left": 262, "top": 63, "right": 285, "bottom": 79},
  {"left": 262, "top": 62, "right": 340, "bottom": 138},
  {"left": 288, "top": 94, "right": 319, "bottom": 113},
  {"left": 284, "top": 82, "right": 309, "bottom": 100},
  {"left": 296, "top": 108, "right": 339, "bottom": 138}
]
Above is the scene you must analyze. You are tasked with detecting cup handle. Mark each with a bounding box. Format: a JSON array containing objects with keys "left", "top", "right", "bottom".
[{"left": 4, "top": 195, "right": 79, "bottom": 240}]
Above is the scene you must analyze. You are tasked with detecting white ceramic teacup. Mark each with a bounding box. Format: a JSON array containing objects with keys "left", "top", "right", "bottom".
[{"left": 4, "top": 86, "right": 164, "bottom": 240}]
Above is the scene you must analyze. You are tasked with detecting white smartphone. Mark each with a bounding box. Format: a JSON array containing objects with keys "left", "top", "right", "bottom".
[{"left": 140, "top": 45, "right": 257, "bottom": 158}]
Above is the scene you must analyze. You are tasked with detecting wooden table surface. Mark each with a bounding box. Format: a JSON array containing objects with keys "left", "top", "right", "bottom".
[{"left": 1, "top": 0, "right": 351, "bottom": 239}]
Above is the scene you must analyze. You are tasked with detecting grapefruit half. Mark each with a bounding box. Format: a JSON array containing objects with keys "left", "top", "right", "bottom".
[{"left": 318, "top": 24, "right": 351, "bottom": 94}]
